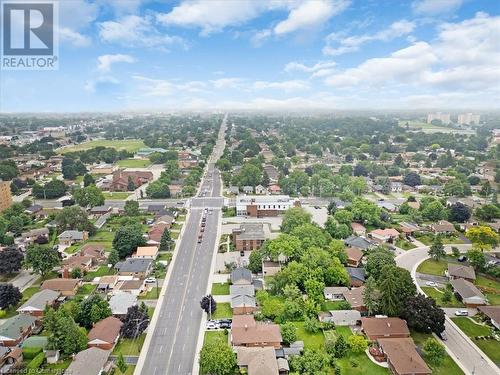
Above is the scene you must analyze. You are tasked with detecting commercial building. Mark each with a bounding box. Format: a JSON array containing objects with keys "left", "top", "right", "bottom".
[
  {"left": 231, "top": 223, "right": 267, "bottom": 251},
  {"left": 0, "top": 180, "right": 12, "bottom": 213},
  {"left": 236, "top": 195, "right": 300, "bottom": 217}
]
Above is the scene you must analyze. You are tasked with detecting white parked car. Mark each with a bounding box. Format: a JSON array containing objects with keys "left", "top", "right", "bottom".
[
  {"left": 425, "top": 281, "right": 438, "bottom": 287},
  {"left": 144, "top": 277, "right": 156, "bottom": 284},
  {"left": 454, "top": 310, "right": 469, "bottom": 316},
  {"left": 206, "top": 321, "right": 219, "bottom": 330}
]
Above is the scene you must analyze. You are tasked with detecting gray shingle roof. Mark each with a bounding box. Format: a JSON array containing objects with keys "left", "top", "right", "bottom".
[
  {"left": 0, "top": 315, "right": 37, "bottom": 340},
  {"left": 64, "top": 347, "right": 110, "bottom": 375},
  {"left": 344, "top": 236, "right": 374, "bottom": 250},
  {"left": 115, "top": 258, "right": 153, "bottom": 273},
  {"left": 18, "top": 289, "right": 59, "bottom": 312},
  {"left": 231, "top": 267, "right": 252, "bottom": 284}
]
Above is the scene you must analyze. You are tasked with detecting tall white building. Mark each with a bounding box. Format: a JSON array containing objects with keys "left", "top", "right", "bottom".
[
  {"left": 458, "top": 113, "right": 480, "bottom": 125},
  {"left": 427, "top": 112, "right": 451, "bottom": 124}
]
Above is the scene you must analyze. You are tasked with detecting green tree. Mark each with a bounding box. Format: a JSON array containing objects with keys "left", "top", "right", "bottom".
[
  {"left": 365, "top": 248, "right": 396, "bottom": 280},
  {"left": 32, "top": 179, "right": 67, "bottom": 199},
  {"left": 0, "top": 284, "right": 22, "bottom": 309},
  {"left": 467, "top": 249, "right": 486, "bottom": 270},
  {"left": 348, "top": 335, "right": 368, "bottom": 353},
  {"left": 55, "top": 206, "right": 95, "bottom": 234},
  {"left": 281, "top": 207, "right": 311, "bottom": 233},
  {"left": 73, "top": 185, "right": 104, "bottom": 208},
  {"left": 303, "top": 316, "right": 321, "bottom": 333},
  {"left": 280, "top": 322, "right": 298, "bottom": 345},
  {"left": 328, "top": 240, "right": 348, "bottom": 265},
  {"left": 116, "top": 353, "right": 127, "bottom": 374},
  {"left": 423, "top": 338, "right": 446, "bottom": 365},
  {"left": 363, "top": 276, "right": 380, "bottom": 316},
  {"left": 159, "top": 229, "right": 172, "bottom": 251},
  {"left": 421, "top": 200, "right": 446, "bottom": 221},
  {"left": 0, "top": 247, "right": 24, "bottom": 274},
  {"left": 333, "top": 334, "right": 349, "bottom": 358},
  {"left": 112, "top": 224, "right": 146, "bottom": 259},
  {"left": 46, "top": 308, "right": 87, "bottom": 355},
  {"left": 428, "top": 236, "right": 445, "bottom": 261},
  {"left": 124, "top": 200, "right": 140, "bottom": 216},
  {"left": 442, "top": 289, "right": 453, "bottom": 303},
  {"left": 304, "top": 278, "right": 325, "bottom": 304},
  {"left": 378, "top": 265, "right": 402, "bottom": 316},
  {"left": 24, "top": 245, "right": 60, "bottom": 277},
  {"left": 199, "top": 338, "right": 237, "bottom": 375},
  {"left": 75, "top": 295, "right": 111, "bottom": 329},
  {"left": 108, "top": 248, "right": 119, "bottom": 266},
  {"left": 289, "top": 349, "right": 330, "bottom": 375},
  {"left": 127, "top": 176, "right": 136, "bottom": 191},
  {"left": 248, "top": 249, "right": 263, "bottom": 273},
  {"left": 83, "top": 173, "right": 95, "bottom": 187}
]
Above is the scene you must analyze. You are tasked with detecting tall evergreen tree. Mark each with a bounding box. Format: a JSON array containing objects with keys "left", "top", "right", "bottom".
[{"left": 378, "top": 265, "right": 401, "bottom": 316}]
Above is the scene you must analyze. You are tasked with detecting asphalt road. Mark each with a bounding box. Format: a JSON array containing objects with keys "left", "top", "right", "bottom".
[
  {"left": 135, "top": 118, "right": 226, "bottom": 375},
  {"left": 396, "top": 244, "right": 500, "bottom": 375}
]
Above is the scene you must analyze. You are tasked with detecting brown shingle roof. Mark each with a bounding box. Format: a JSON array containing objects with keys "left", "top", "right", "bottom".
[
  {"left": 345, "top": 247, "right": 363, "bottom": 262},
  {"left": 478, "top": 306, "right": 500, "bottom": 323},
  {"left": 378, "top": 338, "right": 431, "bottom": 375},
  {"left": 41, "top": 278, "right": 79, "bottom": 292},
  {"left": 231, "top": 316, "right": 281, "bottom": 346},
  {"left": 361, "top": 317, "right": 410, "bottom": 338},
  {"left": 88, "top": 316, "right": 123, "bottom": 344},
  {"left": 342, "top": 286, "right": 365, "bottom": 308},
  {"left": 237, "top": 347, "right": 278, "bottom": 375}
]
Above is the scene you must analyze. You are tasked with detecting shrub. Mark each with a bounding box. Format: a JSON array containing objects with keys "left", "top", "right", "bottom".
[
  {"left": 22, "top": 347, "right": 43, "bottom": 360},
  {"left": 26, "top": 352, "right": 45, "bottom": 369}
]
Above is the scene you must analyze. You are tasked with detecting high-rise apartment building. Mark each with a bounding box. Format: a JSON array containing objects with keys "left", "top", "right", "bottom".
[
  {"left": 427, "top": 112, "right": 451, "bottom": 124},
  {"left": 458, "top": 113, "right": 480, "bottom": 125}
]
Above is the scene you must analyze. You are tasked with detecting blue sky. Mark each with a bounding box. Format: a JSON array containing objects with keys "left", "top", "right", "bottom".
[{"left": 1, "top": 0, "right": 499, "bottom": 112}]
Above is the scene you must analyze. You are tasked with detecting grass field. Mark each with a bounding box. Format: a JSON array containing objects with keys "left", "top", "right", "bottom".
[
  {"left": 399, "top": 120, "right": 474, "bottom": 135},
  {"left": 60, "top": 139, "right": 145, "bottom": 154},
  {"left": 417, "top": 259, "right": 448, "bottom": 276},
  {"left": 421, "top": 286, "right": 464, "bottom": 307},
  {"left": 77, "top": 283, "right": 96, "bottom": 295},
  {"left": 116, "top": 159, "right": 151, "bottom": 168},
  {"left": 212, "top": 303, "right": 232, "bottom": 319},
  {"left": 475, "top": 275, "right": 500, "bottom": 290},
  {"left": 411, "top": 331, "right": 464, "bottom": 375},
  {"left": 321, "top": 300, "right": 349, "bottom": 311},
  {"left": 113, "top": 334, "right": 146, "bottom": 356},
  {"left": 139, "top": 287, "right": 160, "bottom": 300},
  {"left": 83, "top": 266, "right": 115, "bottom": 281},
  {"left": 203, "top": 331, "right": 227, "bottom": 345},
  {"left": 211, "top": 283, "right": 230, "bottom": 295},
  {"left": 103, "top": 191, "right": 132, "bottom": 200},
  {"left": 451, "top": 317, "right": 499, "bottom": 363},
  {"left": 291, "top": 322, "right": 325, "bottom": 350}
]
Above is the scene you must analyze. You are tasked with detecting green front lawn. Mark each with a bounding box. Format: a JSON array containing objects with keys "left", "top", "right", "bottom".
[
  {"left": 112, "top": 334, "right": 146, "bottom": 356},
  {"left": 102, "top": 192, "right": 132, "bottom": 200},
  {"left": 157, "top": 252, "right": 172, "bottom": 262},
  {"left": 211, "top": 283, "right": 230, "bottom": 295},
  {"left": 76, "top": 284, "right": 96, "bottom": 295},
  {"left": 116, "top": 365, "right": 136, "bottom": 375},
  {"left": 291, "top": 322, "right": 325, "bottom": 350},
  {"left": 139, "top": 287, "right": 160, "bottom": 300},
  {"left": 22, "top": 287, "right": 40, "bottom": 301},
  {"left": 451, "top": 317, "right": 500, "bottom": 364},
  {"left": 417, "top": 259, "right": 447, "bottom": 276},
  {"left": 116, "top": 159, "right": 151, "bottom": 168},
  {"left": 204, "top": 331, "right": 227, "bottom": 346},
  {"left": 416, "top": 233, "right": 463, "bottom": 245},
  {"left": 212, "top": 303, "right": 232, "bottom": 319},
  {"left": 83, "top": 266, "right": 115, "bottom": 281},
  {"left": 421, "top": 287, "right": 464, "bottom": 307},
  {"left": 170, "top": 231, "right": 179, "bottom": 239},
  {"left": 411, "top": 331, "right": 464, "bottom": 375}
]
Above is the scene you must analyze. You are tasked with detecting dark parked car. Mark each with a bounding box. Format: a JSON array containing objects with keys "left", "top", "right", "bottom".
[{"left": 458, "top": 255, "right": 467, "bottom": 262}]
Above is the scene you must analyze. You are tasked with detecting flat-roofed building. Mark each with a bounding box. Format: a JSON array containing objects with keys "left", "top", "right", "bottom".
[{"left": 236, "top": 195, "right": 300, "bottom": 217}]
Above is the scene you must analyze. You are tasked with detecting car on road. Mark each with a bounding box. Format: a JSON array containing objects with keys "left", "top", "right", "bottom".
[
  {"left": 437, "top": 331, "right": 447, "bottom": 341},
  {"left": 458, "top": 255, "right": 467, "bottom": 262},
  {"left": 487, "top": 259, "right": 499, "bottom": 266},
  {"left": 454, "top": 310, "right": 469, "bottom": 316},
  {"left": 198, "top": 235, "right": 203, "bottom": 243},
  {"left": 145, "top": 277, "right": 156, "bottom": 284},
  {"left": 425, "top": 281, "right": 438, "bottom": 287},
  {"left": 219, "top": 321, "right": 231, "bottom": 329},
  {"left": 176, "top": 201, "right": 184, "bottom": 205}
]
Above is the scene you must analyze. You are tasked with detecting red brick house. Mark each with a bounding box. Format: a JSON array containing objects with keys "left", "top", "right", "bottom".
[{"left": 88, "top": 316, "right": 123, "bottom": 350}]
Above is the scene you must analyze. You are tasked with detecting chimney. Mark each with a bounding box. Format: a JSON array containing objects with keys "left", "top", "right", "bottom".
[{"left": 244, "top": 324, "right": 248, "bottom": 331}]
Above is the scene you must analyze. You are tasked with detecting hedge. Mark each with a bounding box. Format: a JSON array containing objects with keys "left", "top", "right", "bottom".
[
  {"left": 22, "top": 347, "right": 43, "bottom": 360},
  {"left": 26, "top": 352, "right": 45, "bottom": 369}
]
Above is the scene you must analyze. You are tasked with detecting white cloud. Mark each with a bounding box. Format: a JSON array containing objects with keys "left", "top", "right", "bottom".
[
  {"left": 251, "top": 29, "right": 272, "bottom": 46},
  {"left": 253, "top": 80, "right": 310, "bottom": 91},
  {"left": 211, "top": 78, "right": 245, "bottom": 89},
  {"left": 99, "top": 15, "right": 185, "bottom": 49},
  {"left": 323, "top": 19, "right": 415, "bottom": 56},
  {"left": 133, "top": 76, "right": 209, "bottom": 97},
  {"left": 97, "top": 54, "right": 135, "bottom": 72},
  {"left": 274, "top": 0, "right": 350, "bottom": 35},
  {"left": 58, "top": 27, "right": 91, "bottom": 47},
  {"left": 284, "top": 60, "right": 336, "bottom": 73},
  {"left": 412, "top": 0, "right": 463, "bottom": 15},
  {"left": 84, "top": 76, "right": 120, "bottom": 93}
]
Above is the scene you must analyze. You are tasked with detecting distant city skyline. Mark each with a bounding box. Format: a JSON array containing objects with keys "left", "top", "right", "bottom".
[{"left": 0, "top": 0, "right": 499, "bottom": 112}]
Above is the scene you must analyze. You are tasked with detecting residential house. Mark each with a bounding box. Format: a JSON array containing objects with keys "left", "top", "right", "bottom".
[
  {"left": 243, "top": 186, "right": 254, "bottom": 194},
  {"left": 447, "top": 263, "right": 476, "bottom": 282},
  {"left": 230, "top": 285, "right": 256, "bottom": 315},
  {"left": 58, "top": 230, "right": 88, "bottom": 246},
  {"left": 89, "top": 205, "right": 112, "bottom": 218},
  {"left": 478, "top": 306, "right": 500, "bottom": 329},
  {"left": 361, "top": 317, "right": 410, "bottom": 340},
  {"left": 90, "top": 164, "right": 115, "bottom": 175},
  {"left": 237, "top": 346, "right": 281, "bottom": 375},
  {"left": 156, "top": 214, "right": 175, "bottom": 227},
  {"left": 87, "top": 317, "right": 123, "bottom": 350},
  {"left": 96, "top": 275, "right": 119, "bottom": 293},
  {"left": 64, "top": 347, "right": 111, "bottom": 375},
  {"left": 345, "top": 247, "right": 363, "bottom": 267},
  {"left": 236, "top": 195, "right": 300, "bottom": 217},
  {"left": 148, "top": 223, "right": 169, "bottom": 244},
  {"left": 41, "top": 279, "right": 80, "bottom": 297},
  {"left": 227, "top": 186, "right": 239, "bottom": 195},
  {"left": 319, "top": 310, "right": 361, "bottom": 326},
  {"left": 168, "top": 184, "right": 183, "bottom": 198},
  {"left": 232, "top": 223, "right": 267, "bottom": 251},
  {"left": 450, "top": 278, "right": 487, "bottom": 307},
  {"left": 24, "top": 204, "right": 46, "bottom": 219},
  {"left": 20, "top": 228, "right": 49, "bottom": 245},
  {"left": 231, "top": 315, "right": 282, "bottom": 348},
  {"left": 79, "top": 244, "right": 106, "bottom": 263},
  {"left": 376, "top": 201, "right": 398, "bottom": 212},
  {"left": 109, "top": 293, "right": 137, "bottom": 318},
  {"left": 255, "top": 185, "right": 267, "bottom": 195},
  {"left": 431, "top": 220, "right": 455, "bottom": 234},
  {"left": 0, "top": 315, "right": 37, "bottom": 346},
  {"left": 231, "top": 268, "right": 252, "bottom": 285},
  {"left": 262, "top": 261, "right": 281, "bottom": 277},
  {"left": 115, "top": 279, "right": 145, "bottom": 296},
  {"left": 391, "top": 182, "right": 403, "bottom": 193},
  {"left": 342, "top": 287, "right": 366, "bottom": 312},
  {"left": 377, "top": 338, "right": 431, "bottom": 375},
  {"left": 133, "top": 246, "right": 159, "bottom": 259},
  {"left": 17, "top": 290, "right": 59, "bottom": 317},
  {"left": 324, "top": 286, "right": 348, "bottom": 301},
  {"left": 399, "top": 222, "right": 420, "bottom": 235},
  {"left": 346, "top": 267, "right": 366, "bottom": 287},
  {"left": 368, "top": 228, "right": 400, "bottom": 244},
  {"left": 268, "top": 184, "right": 281, "bottom": 195},
  {"left": 115, "top": 258, "right": 153, "bottom": 278},
  {"left": 110, "top": 170, "right": 153, "bottom": 192},
  {"left": 350, "top": 222, "right": 366, "bottom": 236},
  {"left": 62, "top": 256, "right": 94, "bottom": 278},
  {"left": 0, "top": 346, "right": 23, "bottom": 373},
  {"left": 344, "top": 236, "right": 375, "bottom": 251},
  {"left": 263, "top": 165, "right": 279, "bottom": 183}
]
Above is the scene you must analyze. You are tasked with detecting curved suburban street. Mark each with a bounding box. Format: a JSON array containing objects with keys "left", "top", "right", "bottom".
[{"left": 396, "top": 244, "right": 500, "bottom": 375}]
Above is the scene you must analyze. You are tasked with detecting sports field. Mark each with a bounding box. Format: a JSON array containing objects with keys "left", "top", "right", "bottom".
[{"left": 59, "top": 139, "right": 145, "bottom": 153}]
